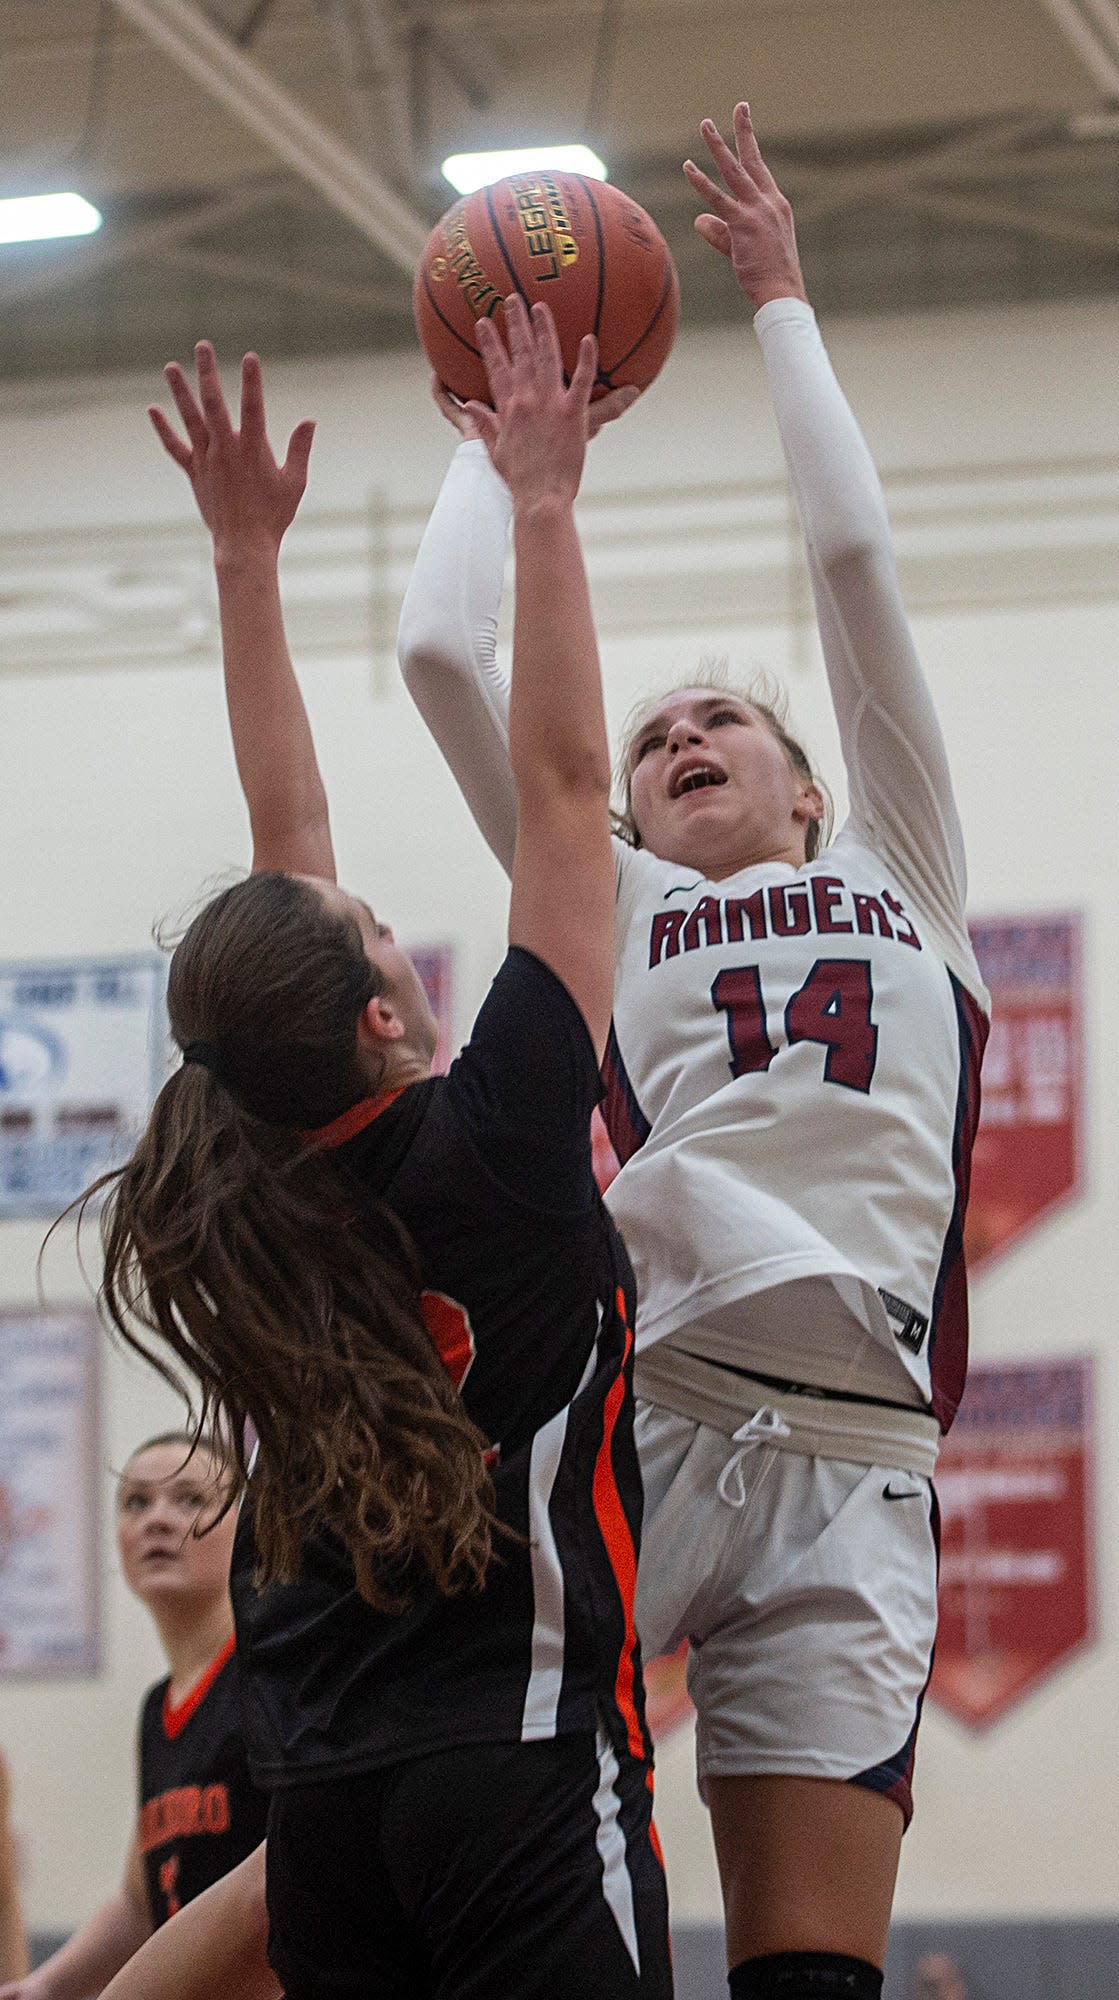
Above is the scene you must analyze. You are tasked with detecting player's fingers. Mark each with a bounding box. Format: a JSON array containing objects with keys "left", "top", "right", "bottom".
[
  {"left": 683, "top": 157, "right": 742, "bottom": 220},
  {"left": 194, "top": 340, "right": 235, "bottom": 439},
  {"left": 568, "top": 331, "right": 597, "bottom": 411},
  {"left": 163, "top": 361, "right": 210, "bottom": 455},
  {"left": 281, "top": 418, "right": 316, "bottom": 490},
  {"left": 733, "top": 100, "right": 781, "bottom": 196},
  {"left": 694, "top": 213, "right": 734, "bottom": 258},
  {"left": 699, "top": 116, "right": 758, "bottom": 196},
  {"left": 588, "top": 383, "right": 640, "bottom": 436},
  {"left": 476, "top": 314, "right": 513, "bottom": 403},
  {"left": 147, "top": 403, "right": 194, "bottom": 470},
  {"left": 531, "top": 300, "right": 565, "bottom": 387},
  {"left": 462, "top": 401, "right": 499, "bottom": 454},
  {"left": 431, "top": 374, "right": 467, "bottom": 429},
  {"left": 239, "top": 352, "right": 268, "bottom": 449},
  {"left": 502, "top": 291, "right": 535, "bottom": 377}
]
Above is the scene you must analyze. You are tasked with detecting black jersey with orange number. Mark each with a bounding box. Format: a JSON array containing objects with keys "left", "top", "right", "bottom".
[
  {"left": 231, "top": 948, "right": 649, "bottom": 1786},
  {"left": 138, "top": 1636, "right": 269, "bottom": 1928}
]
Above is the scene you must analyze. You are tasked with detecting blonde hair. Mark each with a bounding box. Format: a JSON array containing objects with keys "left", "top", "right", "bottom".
[{"left": 612, "top": 665, "right": 834, "bottom": 862}]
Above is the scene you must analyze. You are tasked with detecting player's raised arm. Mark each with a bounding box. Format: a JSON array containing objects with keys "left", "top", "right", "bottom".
[
  {"left": 398, "top": 374, "right": 639, "bottom": 881},
  {"left": 149, "top": 345, "right": 332, "bottom": 881},
  {"left": 467, "top": 298, "right": 615, "bottom": 1058},
  {"left": 688, "top": 104, "right": 970, "bottom": 933}
]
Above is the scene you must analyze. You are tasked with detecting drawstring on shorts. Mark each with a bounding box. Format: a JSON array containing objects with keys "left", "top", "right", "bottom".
[{"left": 715, "top": 1406, "right": 792, "bottom": 1509}]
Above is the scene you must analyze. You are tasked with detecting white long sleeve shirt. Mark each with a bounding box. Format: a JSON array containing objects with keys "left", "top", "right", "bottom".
[{"left": 399, "top": 299, "right": 989, "bottom": 1432}]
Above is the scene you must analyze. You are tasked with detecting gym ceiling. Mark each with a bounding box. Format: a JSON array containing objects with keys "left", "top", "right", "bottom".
[{"left": 2, "top": 0, "right": 1118, "bottom": 388}]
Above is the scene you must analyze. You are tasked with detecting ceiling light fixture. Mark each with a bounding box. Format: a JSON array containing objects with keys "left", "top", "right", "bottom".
[
  {"left": 0, "top": 192, "right": 103, "bottom": 246},
  {"left": 440, "top": 146, "right": 608, "bottom": 195}
]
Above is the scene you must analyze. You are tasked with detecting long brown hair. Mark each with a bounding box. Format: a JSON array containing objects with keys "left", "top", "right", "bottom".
[{"left": 89, "top": 872, "right": 497, "bottom": 1613}]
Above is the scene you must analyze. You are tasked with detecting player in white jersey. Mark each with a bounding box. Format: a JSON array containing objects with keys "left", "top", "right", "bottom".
[{"left": 398, "top": 106, "right": 990, "bottom": 2000}]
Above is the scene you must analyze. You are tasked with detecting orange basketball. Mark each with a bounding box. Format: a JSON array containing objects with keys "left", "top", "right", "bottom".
[{"left": 413, "top": 172, "right": 679, "bottom": 404}]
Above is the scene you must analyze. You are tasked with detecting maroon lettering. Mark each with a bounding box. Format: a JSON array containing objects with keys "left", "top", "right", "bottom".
[
  {"left": 810, "top": 875, "right": 853, "bottom": 935},
  {"left": 785, "top": 959, "right": 878, "bottom": 1092},
  {"left": 767, "top": 882, "right": 811, "bottom": 937},
  {"left": 853, "top": 893, "right": 893, "bottom": 938},
  {"left": 712, "top": 966, "right": 776, "bottom": 1077},
  {"left": 649, "top": 910, "right": 686, "bottom": 967},
  {"left": 882, "top": 891, "right": 921, "bottom": 949},
  {"left": 724, "top": 890, "right": 768, "bottom": 943},
  {"left": 682, "top": 896, "right": 724, "bottom": 952}
]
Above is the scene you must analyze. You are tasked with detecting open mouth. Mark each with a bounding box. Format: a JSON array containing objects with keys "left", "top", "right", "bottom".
[{"left": 671, "top": 766, "right": 727, "bottom": 798}]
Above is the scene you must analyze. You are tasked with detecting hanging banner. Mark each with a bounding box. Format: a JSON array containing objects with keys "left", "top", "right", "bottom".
[
  {"left": 0, "top": 954, "right": 167, "bottom": 1219},
  {"left": 965, "top": 914, "right": 1083, "bottom": 1270},
  {"left": 0, "top": 1308, "right": 101, "bottom": 1676},
  {"left": 930, "top": 1357, "right": 1094, "bottom": 1729}
]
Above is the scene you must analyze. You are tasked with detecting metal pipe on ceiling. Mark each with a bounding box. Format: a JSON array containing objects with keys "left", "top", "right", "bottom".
[{"left": 109, "top": 0, "right": 430, "bottom": 273}]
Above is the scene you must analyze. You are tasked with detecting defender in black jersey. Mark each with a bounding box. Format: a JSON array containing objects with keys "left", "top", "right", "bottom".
[
  {"left": 1, "top": 1438, "right": 267, "bottom": 2000},
  {"left": 89, "top": 307, "right": 670, "bottom": 2000},
  {"left": 139, "top": 1634, "right": 268, "bottom": 1930}
]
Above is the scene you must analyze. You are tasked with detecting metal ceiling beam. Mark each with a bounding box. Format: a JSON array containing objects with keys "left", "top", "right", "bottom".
[
  {"left": 1034, "top": 0, "right": 1119, "bottom": 94},
  {"left": 153, "top": 240, "right": 411, "bottom": 314},
  {"left": 109, "top": 0, "right": 429, "bottom": 272},
  {"left": 895, "top": 183, "right": 1119, "bottom": 255},
  {"left": 320, "top": 0, "right": 414, "bottom": 188},
  {"left": 0, "top": 172, "right": 289, "bottom": 311},
  {"left": 792, "top": 112, "right": 1054, "bottom": 225}
]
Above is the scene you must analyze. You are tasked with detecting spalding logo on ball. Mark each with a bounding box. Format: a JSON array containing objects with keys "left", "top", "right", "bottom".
[{"left": 414, "top": 171, "right": 679, "bottom": 403}]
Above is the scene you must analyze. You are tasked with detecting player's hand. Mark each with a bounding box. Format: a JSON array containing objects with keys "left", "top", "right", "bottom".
[
  {"left": 685, "top": 101, "right": 809, "bottom": 311},
  {"left": 464, "top": 296, "right": 595, "bottom": 508},
  {"left": 149, "top": 343, "right": 316, "bottom": 562},
  {"left": 433, "top": 368, "right": 638, "bottom": 446}
]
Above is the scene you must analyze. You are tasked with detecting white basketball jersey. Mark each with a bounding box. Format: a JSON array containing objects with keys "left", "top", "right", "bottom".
[
  {"left": 603, "top": 828, "right": 988, "bottom": 1424},
  {"left": 397, "top": 301, "right": 994, "bottom": 1431}
]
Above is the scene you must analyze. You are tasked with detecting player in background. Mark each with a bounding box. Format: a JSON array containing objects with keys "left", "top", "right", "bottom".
[
  {"left": 397, "top": 105, "right": 989, "bottom": 2000},
  {"left": 0, "top": 1752, "right": 28, "bottom": 1984},
  {"left": 85, "top": 301, "right": 671, "bottom": 2000},
  {"left": 0, "top": 1436, "right": 268, "bottom": 2000}
]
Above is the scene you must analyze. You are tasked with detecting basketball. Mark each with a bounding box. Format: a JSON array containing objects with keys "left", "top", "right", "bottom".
[{"left": 413, "top": 172, "right": 680, "bottom": 404}]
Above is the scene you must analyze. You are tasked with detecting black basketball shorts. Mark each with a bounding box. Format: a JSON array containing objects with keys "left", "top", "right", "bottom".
[{"left": 265, "top": 1729, "right": 672, "bottom": 1999}]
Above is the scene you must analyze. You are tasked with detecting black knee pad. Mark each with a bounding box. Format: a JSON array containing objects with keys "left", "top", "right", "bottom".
[{"left": 729, "top": 1952, "right": 883, "bottom": 1999}]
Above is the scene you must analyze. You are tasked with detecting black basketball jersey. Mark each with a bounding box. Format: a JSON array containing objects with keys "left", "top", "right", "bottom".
[
  {"left": 137, "top": 1636, "right": 269, "bottom": 1928},
  {"left": 231, "top": 948, "right": 649, "bottom": 1787}
]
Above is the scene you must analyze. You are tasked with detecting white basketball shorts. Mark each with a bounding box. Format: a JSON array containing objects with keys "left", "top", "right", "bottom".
[{"left": 633, "top": 1398, "right": 939, "bottom": 1824}]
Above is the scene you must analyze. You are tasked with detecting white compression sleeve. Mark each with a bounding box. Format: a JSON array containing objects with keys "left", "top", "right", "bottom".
[
  {"left": 754, "top": 298, "right": 973, "bottom": 958},
  {"left": 397, "top": 438, "right": 517, "bottom": 875}
]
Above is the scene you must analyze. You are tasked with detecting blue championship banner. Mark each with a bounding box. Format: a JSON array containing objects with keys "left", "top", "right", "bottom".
[{"left": 0, "top": 955, "right": 167, "bottom": 1219}]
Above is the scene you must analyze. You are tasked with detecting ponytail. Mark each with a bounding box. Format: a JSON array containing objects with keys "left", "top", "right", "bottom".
[{"left": 88, "top": 874, "right": 498, "bottom": 1612}]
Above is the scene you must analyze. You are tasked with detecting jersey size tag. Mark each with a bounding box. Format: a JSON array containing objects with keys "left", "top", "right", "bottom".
[{"left": 878, "top": 1288, "right": 929, "bottom": 1356}]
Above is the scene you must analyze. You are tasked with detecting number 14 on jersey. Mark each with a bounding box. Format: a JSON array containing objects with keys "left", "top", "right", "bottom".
[{"left": 712, "top": 958, "right": 878, "bottom": 1092}]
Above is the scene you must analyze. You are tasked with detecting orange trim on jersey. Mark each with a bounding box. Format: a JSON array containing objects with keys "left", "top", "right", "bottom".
[
  {"left": 299, "top": 1089, "right": 405, "bottom": 1152},
  {"left": 162, "top": 1632, "right": 236, "bottom": 1741},
  {"left": 592, "top": 1289, "right": 646, "bottom": 1763}
]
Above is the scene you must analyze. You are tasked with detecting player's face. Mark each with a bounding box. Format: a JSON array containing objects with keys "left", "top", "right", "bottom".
[
  {"left": 116, "top": 1443, "right": 236, "bottom": 1610},
  {"left": 305, "top": 879, "right": 439, "bottom": 1070},
  {"left": 627, "top": 690, "right": 818, "bottom": 878}
]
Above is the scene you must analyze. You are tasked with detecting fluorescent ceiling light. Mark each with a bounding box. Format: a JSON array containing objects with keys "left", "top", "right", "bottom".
[
  {"left": 441, "top": 146, "right": 607, "bottom": 195},
  {"left": 0, "top": 192, "right": 103, "bottom": 246}
]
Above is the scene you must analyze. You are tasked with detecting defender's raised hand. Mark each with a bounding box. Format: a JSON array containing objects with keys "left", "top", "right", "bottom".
[
  {"left": 684, "top": 101, "right": 809, "bottom": 311},
  {"left": 431, "top": 369, "right": 638, "bottom": 445},
  {"left": 464, "top": 296, "right": 597, "bottom": 508},
  {"left": 149, "top": 343, "right": 315, "bottom": 558}
]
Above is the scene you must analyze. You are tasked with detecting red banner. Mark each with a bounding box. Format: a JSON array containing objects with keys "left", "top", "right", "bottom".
[
  {"left": 965, "top": 915, "right": 1083, "bottom": 1270},
  {"left": 930, "top": 1358, "right": 1094, "bottom": 1728}
]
